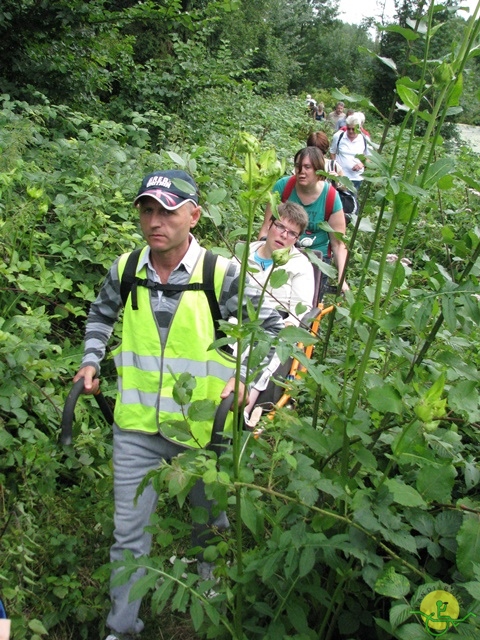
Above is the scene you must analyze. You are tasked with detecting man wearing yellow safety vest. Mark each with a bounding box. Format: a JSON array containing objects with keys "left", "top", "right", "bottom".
[{"left": 73, "top": 169, "right": 284, "bottom": 640}]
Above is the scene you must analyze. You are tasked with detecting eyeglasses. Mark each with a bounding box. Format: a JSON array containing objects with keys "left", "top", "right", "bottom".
[
  {"left": 271, "top": 220, "right": 299, "bottom": 240},
  {"left": 346, "top": 127, "right": 356, "bottom": 132},
  {"left": 294, "top": 163, "right": 313, "bottom": 171}
]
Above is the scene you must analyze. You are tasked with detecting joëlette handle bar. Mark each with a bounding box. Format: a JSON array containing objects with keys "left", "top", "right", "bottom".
[
  {"left": 60, "top": 378, "right": 114, "bottom": 445},
  {"left": 208, "top": 392, "right": 235, "bottom": 458}
]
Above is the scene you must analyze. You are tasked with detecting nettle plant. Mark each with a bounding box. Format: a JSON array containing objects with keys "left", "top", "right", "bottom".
[{"left": 108, "top": 6, "right": 480, "bottom": 639}]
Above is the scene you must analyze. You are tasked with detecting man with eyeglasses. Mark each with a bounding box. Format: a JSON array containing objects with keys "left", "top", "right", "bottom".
[
  {"left": 330, "top": 111, "right": 371, "bottom": 191},
  {"left": 244, "top": 202, "right": 315, "bottom": 422}
]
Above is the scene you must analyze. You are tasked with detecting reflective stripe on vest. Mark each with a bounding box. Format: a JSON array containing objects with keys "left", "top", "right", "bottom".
[{"left": 112, "top": 246, "right": 235, "bottom": 448}]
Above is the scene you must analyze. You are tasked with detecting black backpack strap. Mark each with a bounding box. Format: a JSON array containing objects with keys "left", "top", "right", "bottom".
[
  {"left": 120, "top": 248, "right": 142, "bottom": 310},
  {"left": 119, "top": 248, "right": 226, "bottom": 343},
  {"left": 202, "top": 250, "right": 224, "bottom": 343}
]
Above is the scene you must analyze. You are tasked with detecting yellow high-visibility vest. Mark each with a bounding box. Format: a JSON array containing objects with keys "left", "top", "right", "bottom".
[{"left": 112, "top": 246, "right": 235, "bottom": 448}]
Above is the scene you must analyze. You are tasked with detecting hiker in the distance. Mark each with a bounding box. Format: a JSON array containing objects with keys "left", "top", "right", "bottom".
[
  {"left": 73, "top": 169, "right": 284, "bottom": 640},
  {"left": 330, "top": 112, "right": 372, "bottom": 192}
]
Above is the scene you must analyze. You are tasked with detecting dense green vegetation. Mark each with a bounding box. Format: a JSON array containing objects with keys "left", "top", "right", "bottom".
[{"left": 1, "top": 0, "right": 480, "bottom": 639}]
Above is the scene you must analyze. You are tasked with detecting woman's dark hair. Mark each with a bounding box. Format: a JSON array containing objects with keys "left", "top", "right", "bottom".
[
  {"left": 306, "top": 131, "right": 329, "bottom": 154},
  {"left": 294, "top": 146, "right": 325, "bottom": 176}
]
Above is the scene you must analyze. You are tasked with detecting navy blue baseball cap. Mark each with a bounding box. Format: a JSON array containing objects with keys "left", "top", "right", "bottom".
[{"left": 134, "top": 170, "right": 199, "bottom": 209}]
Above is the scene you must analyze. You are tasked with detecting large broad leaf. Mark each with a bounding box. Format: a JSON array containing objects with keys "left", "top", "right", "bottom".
[
  {"left": 160, "top": 419, "right": 193, "bottom": 442},
  {"left": 240, "top": 492, "right": 264, "bottom": 536},
  {"left": 390, "top": 603, "right": 415, "bottom": 630},
  {"left": 358, "top": 47, "right": 398, "bottom": 72},
  {"left": 380, "top": 24, "right": 420, "bottom": 40},
  {"left": 385, "top": 478, "right": 427, "bottom": 508},
  {"left": 279, "top": 324, "right": 317, "bottom": 346},
  {"left": 396, "top": 84, "right": 419, "bottom": 110},
  {"left": 128, "top": 571, "right": 159, "bottom": 602},
  {"left": 306, "top": 250, "right": 337, "bottom": 277},
  {"left": 448, "top": 380, "right": 480, "bottom": 422},
  {"left": 171, "top": 372, "right": 196, "bottom": 405},
  {"left": 187, "top": 399, "right": 216, "bottom": 422},
  {"left": 374, "top": 566, "right": 411, "bottom": 598},
  {"left": 416, "top": 464, "right": 456, "bottom": 502},
  {"left": 422, "top": 158, "right": 452, "bottom": 189},
  {"left": 298, "top": 546, "right": 316, "bottom": 578},
  {"left": 447, "top": 73, "right": 463, "bottom": 107},
  {"left": 166, "top": 150, "right": 186, "bottom": 167},
  {"left": 270, "top": 268, "right": 289, "bottom": 289},
  {"left": 394, "top": 622, "right": 432, "bottom": 639},
  {"left": 457, "top": 516, "right": 480, "bottom": 580},
  {"left": 441, "top": 295, "right": 457, "bottom": 333},
  {"left": 453, "top": 170, "right": 480, "bottom": 191},
  {"left": 190, "top": 597, "right": 204, "bottom": 631},
  {"left": 201, "top": 203, "right": 222, "bottom": 225},
  {"left": 367, "top": 384, "right": 403, "bottom": 415},
  {"left": 286, "top": 600, "right": 309, "bottom": 634},
  {"left": 205, "top": 187, "right": 227, "bottom": 205}
]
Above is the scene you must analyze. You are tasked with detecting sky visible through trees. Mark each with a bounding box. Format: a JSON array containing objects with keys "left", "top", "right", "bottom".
[{"left": 337, "top": 0, "right": 478, "bottom": 25}]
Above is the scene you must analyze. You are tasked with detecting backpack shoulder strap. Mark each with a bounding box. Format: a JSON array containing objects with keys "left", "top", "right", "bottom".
[
  {"left": 362, "top": 133, "right": 368, "bottom": 154},
  {"left": 120, "top": 248, "right": 226, "bottom": 344},
  {"left": 324, "top": 184, "right": 337, "bottom": 222},
  {"left": 336, "top": 131, "right": 344, "bottom": 148},
  {"left": 281, "top": 175, "right": 297, "bottom": 202},
  {"left": 202, "top": 250, "right": 224, "bottom": 341},
  {"left": 120, "top": 248, "right": 142, "bottom": 309}
]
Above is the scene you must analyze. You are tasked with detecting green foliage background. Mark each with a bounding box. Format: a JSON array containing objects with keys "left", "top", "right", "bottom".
[{"left": 1, "top": 0, "right": 480, "bottom": 639}]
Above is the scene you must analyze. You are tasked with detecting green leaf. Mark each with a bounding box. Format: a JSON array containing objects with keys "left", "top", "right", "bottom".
[
  {"left": 286, "top": 600, "right": 309, "bottom": 633},
  {"left": 385, "top": 478, "right": 427, "bottom": 507},
  {"left": 441, "top": 295, "right": 456, "bottom": 333},
  {"left": 298, "top": 546, "right": 316, "bottom": 578},
  {"left": 171, "top": 584, "right": 190, "bottom": 612},
  {"left": 270, "top": 268, "right": 289, "bottom": 289},
  {"left": 350, "top": 300, "right": 364, "bottom": 320},
  {"left": 190, "top": 597, "right": 205, "bottom": 631},
  {"left": 352, "top": 445, "right": 378, "bottom": 471},
  {"left": 28, "top": 619, "right": 48, "bottom": 635},
  {"left": 171, "top": 372, "right": 196, "bottom": 405},
  {"left": 447, "top": 72, "right": 463, "bottom": 107},
  {"left": 240, "top": 493, "right": 263, "bottom": 536},
  {"left": 457, "top": 516, "right": 480, "bottom": 580},
  {"left": 160, "top": 420, "right": 193, "bottom": 442},
  {"left": 448, "top": 381, "right": 479, "bottom": 421},
  {"left": 374, "top": 566, "right": 411, "bottom": 598},
  {"left": 423, "top": 159, "right": 452, "bottom": 189},
  {"left": 166, "top": 150, "right": 186, "bottom": 167},
  {"left": 462, "top": 581, "right": 480, "bottom": 600},
  {"left": 396, "top": 84, "right": 419, "bottom": 110},
  {"left": 129, "top": 571, "right": 158, "bottom": 601},
  {"left": 390, "top": 602, "right": 416, "bottom": 630},
  {"left": 367, "top": 384, "right": 403, "bottom": 415},
  {"left": 381, "top": 24, "right": 420, "bottom": 41},
  {"left": 187, "top": 399, "right": 216, "bottom": 422},
  {"left": 394, "top": 622, "right": 431, "bottom": 639},
  {"left": 416, "top": 464, "right": 456, "bottom": 502},
  {"left": 279, "top": 324, "right": 317, "bottom": 346},
  {"left": 206, "top": 187, "right": 227, "bottom": 205}
]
